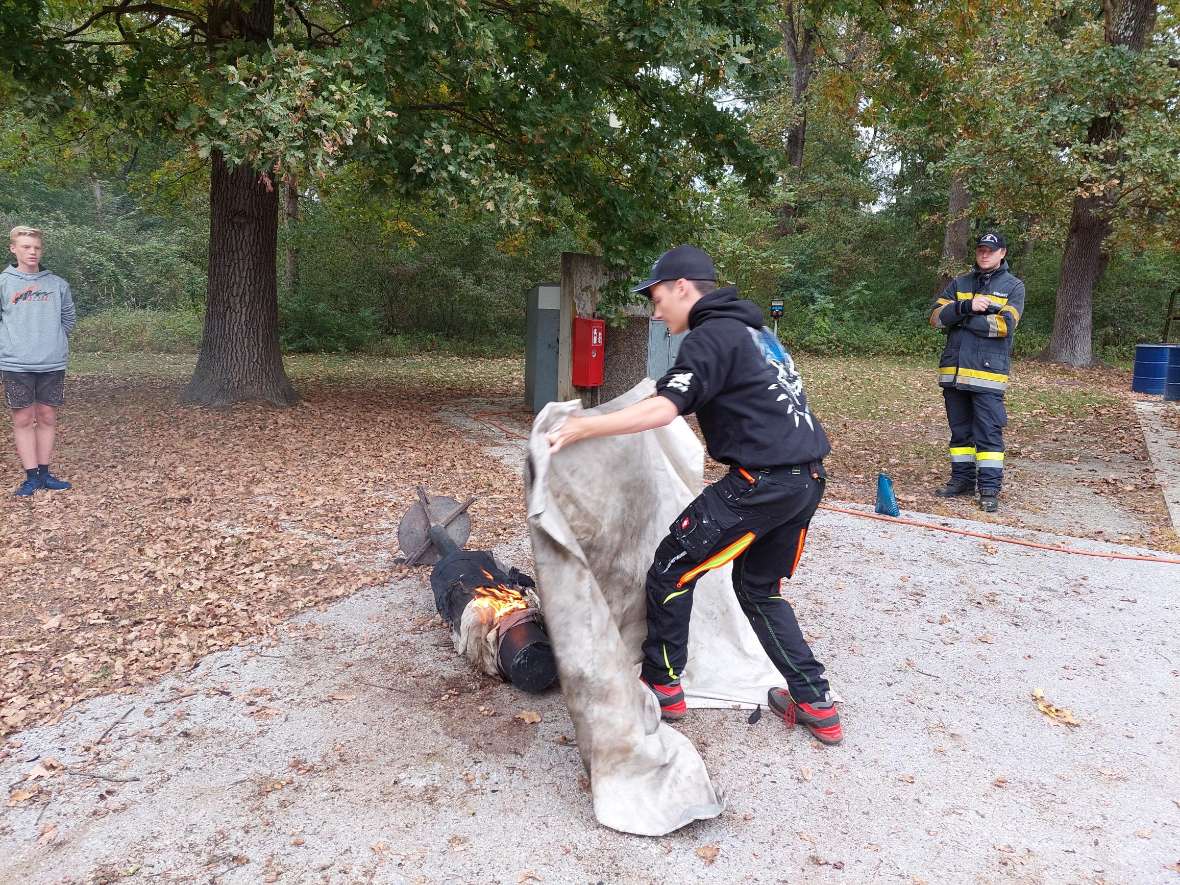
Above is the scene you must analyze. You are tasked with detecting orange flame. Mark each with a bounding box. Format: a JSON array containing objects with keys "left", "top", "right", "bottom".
[{"left": 470, "top": 583, "right": 528, "bottom": 620}]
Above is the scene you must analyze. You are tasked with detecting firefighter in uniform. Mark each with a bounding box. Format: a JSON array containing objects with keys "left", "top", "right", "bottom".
[
  {"left": 546, "top": 245, "right": 842, "bottom": 746},
  {"left": 929, "top": 232, "right": 1026, "bottom": 512}
]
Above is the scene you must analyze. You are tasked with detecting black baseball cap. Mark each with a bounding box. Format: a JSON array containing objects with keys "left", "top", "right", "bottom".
[
  {"left": 976, "top": 232, "right": 1007, "bottom": 251},
  {"left": 632, "top": 245, "right": 716, "bottom": 296}
]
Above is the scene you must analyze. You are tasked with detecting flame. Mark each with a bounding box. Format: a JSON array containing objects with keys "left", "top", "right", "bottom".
[{"left": 470, "top": 583, "right": 528, "bottom": 620}]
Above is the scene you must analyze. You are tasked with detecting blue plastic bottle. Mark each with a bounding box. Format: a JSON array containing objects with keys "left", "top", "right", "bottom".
[{"left": 875, "top": 472, "right": 900, "bottom": 517}]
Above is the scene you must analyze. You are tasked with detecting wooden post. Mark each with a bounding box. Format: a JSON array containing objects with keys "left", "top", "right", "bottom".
[{"left": 558, "top": 253, "right": 607, "bottom": 404}]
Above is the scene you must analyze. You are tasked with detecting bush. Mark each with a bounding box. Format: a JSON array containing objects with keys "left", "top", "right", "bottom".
[
  {"left": 72, "top": 307, "right": 203, "bottom": 353},
  {"left": 0, "top": 212, "right": 205, "bottom": 314},
  {"left": 279, "top": 295, "right": 381, "bottom": 353}
]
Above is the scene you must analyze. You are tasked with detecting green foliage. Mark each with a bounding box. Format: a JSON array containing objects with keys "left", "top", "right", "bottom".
[
  {"left": 949, "top": 1, "right": 1180, "bottom": 247},
  {"left": 278, "top": 294, "right": 381, "bottom": 354},
  {"left": 72, "top": 307, "right": 204, "bottom": 353},
  {"left": 0, "top": 210, "right": 205, "bottom": 313},
  {"left": 13, "top": 0, "right": 779, "bottom": 272},
  {"left": 285, "top": 171, "right": 578, "bottom": 344},
  {"left": 5, "top": 0, "right": 1178, "bottom": 371}
]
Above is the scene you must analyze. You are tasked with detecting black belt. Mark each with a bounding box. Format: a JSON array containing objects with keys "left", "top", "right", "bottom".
[{"left": 735, "top": 460, "right": 825, "bottom": 481}]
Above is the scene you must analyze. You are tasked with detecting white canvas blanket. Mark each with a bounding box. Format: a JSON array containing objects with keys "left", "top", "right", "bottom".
[{"left": 525, "top": 380, "right": 785, "bottom": 836}]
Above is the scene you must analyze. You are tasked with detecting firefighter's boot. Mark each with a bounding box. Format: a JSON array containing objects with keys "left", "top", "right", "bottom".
[{"left": 934, "top": 476, "right": 975, "bottom": 498}]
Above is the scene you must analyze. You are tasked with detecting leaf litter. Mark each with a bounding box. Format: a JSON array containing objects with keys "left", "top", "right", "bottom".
[{"left": 1, "top": 368, "right": 530, "bottom": 737}]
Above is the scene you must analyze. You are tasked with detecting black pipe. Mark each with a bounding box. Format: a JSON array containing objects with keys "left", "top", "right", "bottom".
[
  {"left": 425, "top": 526, "right": 558, "bottom": 694},
  {"left": 496, "top": 616, "right": 558, "bottom": 694}
]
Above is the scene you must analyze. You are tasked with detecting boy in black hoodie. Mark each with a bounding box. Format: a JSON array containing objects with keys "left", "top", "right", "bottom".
[{"left": 547, "top": 245, "right": 842, "bottom": 745}]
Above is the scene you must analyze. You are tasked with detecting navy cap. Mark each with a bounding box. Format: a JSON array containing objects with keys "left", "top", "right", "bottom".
[
  {"left": 632, "top": 245, "right": 716, "bottom": 296},
  {"left": 976, "top": 231, "right": 1007, "bottom": 251}
]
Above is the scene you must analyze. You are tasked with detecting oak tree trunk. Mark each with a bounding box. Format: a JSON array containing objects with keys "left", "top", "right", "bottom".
[
  {"left": 183, "top": 0, "right": 297, "bottom": 406},
  {"left": 935, "top": 172, "right": 972, "bottom": 293},
  {"left": 1044, "top": 0, "right": 1157, "bottom": 365},
  {"left": 182, "top": 152, "right": 297, "bottom": 406}
]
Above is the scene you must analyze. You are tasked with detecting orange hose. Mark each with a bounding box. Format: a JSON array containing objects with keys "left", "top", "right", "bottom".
[
  {"left": 473, "top": 411, "right": 532, "bottom": 441},
  {"left": 477, "top": 412, "right": 1180, "bottom": 566},
  {"left": 817, "top": 503, "right": 1180, "bottom": 566}
]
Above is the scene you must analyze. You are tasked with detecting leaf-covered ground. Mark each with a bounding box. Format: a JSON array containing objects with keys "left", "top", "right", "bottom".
[
  {"left": 1, "top": 355, "right": 532, "bottom": 737},
  {"left": 1, "top": 353, "right": 1173, "bottom": 737},
  {"left": 797, "top": 356, "right": 1175, "bottom": 550}
]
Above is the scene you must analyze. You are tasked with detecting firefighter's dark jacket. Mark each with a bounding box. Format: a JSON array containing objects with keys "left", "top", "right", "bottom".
[
  {"left": 930, "top": 261, "right": 1026, "bottom": 393},
  {"left": 655, "top": 286, "right": 831, "bottom": 469}
]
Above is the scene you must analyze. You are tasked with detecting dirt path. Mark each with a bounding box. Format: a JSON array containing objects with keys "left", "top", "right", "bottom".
[{"left": 2, "top": 397, "right": 1177, "bottom": 884}]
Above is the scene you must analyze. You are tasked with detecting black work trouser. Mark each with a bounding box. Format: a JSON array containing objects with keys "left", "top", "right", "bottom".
[
  {"left": 943, "top": 387, "right": 1007, "bottom": 494},
  {"left": 641, "top": 464, "right": 831, "bottom": 704}
]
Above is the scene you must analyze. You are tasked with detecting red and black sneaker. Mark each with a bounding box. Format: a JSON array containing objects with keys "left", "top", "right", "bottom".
[
  {"left": 768, "top": 688, "right": 843, "bottom": 745},
  {"left": 642, "top": 679, "right": 687, "bottom": 721}
]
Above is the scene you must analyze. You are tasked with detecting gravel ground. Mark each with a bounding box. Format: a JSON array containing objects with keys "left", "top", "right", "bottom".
[{"left": 1, "top": 405, "right": 1177, "bottom": 885}]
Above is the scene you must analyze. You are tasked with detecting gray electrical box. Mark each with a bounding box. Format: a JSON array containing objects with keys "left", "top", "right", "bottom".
[
  {"left": 525, "top": 284, "right": 561, "bottom": 413},
  {"left": 647, "top": 319, "right": 686, "bottom": 380}
]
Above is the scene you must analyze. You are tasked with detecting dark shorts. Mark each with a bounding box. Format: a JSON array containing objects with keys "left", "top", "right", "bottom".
[{"left": 2, "top": 370, "right": 66, "bottom": 410}]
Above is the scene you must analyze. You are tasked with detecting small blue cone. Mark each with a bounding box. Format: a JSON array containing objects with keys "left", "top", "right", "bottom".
[{"left": 875, "top": 472, "right": 900, "bottom": 517}]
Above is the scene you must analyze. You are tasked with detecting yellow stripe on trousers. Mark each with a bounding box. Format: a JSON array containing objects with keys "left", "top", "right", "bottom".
[{"left": 671, "top": 531, "right": 757, "bottom": 593}]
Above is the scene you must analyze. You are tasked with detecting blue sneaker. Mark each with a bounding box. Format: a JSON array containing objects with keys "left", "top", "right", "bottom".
[
  {"left": 40, "top": 472, "right": 72, "bottom": 491},
  {"left": 14, "top": 476, "right": 41, "bottom": 497}
]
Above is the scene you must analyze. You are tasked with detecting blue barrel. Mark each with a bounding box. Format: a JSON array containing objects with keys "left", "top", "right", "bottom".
[
  {"left": 1165, "top": 346, "right": 1180, "bottom": 402},
  {"left": 1131, "top": 344, "right": 1174, "bottom": 394}
]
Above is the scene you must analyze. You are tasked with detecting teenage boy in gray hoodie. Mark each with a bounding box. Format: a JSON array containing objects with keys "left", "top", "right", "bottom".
[{"left": 1, "top": 226, "right": 76, "bottom": 497}]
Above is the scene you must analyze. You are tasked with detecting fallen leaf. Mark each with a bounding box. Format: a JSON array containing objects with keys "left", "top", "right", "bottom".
[
  {"left": 448, "top": 835, "right": 469, "bottom": 852},
  {"left": 809, "top": 854, "right": 844, "bottom": 869},
  {"left": 1135, "top": 830, "right": 1152, "bottom": 839},
  {"left": 798, "top": 766, "right": 812, "bottom": 783},
  {"left": 36, "top": 823, "right": 58, "bottom": 846},
  {"left": 898, "top": 773, "right": 916, "bottom": 784},
  {"left": 517, "top": 872, "right": 542, "bottom": 883},
  {"left": 25, "top": 757, "right": 64, "bottom": 781},
  {"left": 327, "top": 693, "right": 355, "bottom": 702},
  {"left": 7, "top": 787, "right": 39, "bottom": 806},
  {"left": 1031, "top": 688, "right": 1081, "bottom": 727},
  {"left": 695, "top": 845, "right": 720, "bottom": 865},
  {"left": 992, "top": 777, "right": 1008, "bottom": 788},
  {"left": 515, "top": 710, "right": 542, "bottom": 724}
]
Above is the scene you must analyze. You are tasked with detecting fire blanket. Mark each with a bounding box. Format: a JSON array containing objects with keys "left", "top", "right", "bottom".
[{"left": 526, "top": 380, "right": 792, "bottom": 836}]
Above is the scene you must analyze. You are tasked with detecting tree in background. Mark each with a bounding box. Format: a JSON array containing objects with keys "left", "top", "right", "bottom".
[
  {"left": 5, "top": 0, "right": 776, "bottom": 405},
  {"left": 956, "top": 0, "right": 1179, "bottom": 365}
]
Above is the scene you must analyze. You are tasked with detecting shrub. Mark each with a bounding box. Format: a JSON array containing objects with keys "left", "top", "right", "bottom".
[
  {"left": 279, "top": 295, "right": 382, "bottom": 353},
  {"left": 72, "top": 307, "right": 203, "bottom": 353}
]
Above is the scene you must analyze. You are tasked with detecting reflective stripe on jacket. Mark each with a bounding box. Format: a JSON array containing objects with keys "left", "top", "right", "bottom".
[{"left": 929, "top": 261, "right": 1026, "bottom": 393}]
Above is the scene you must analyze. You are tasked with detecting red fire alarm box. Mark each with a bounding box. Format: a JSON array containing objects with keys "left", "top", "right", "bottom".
[{"left": 572, "top": 317, "right": 605, "bottom": 387}]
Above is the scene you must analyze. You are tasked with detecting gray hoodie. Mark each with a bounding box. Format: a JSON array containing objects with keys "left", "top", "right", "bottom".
[{"left": 0, "top": 266, "right": 76, "bottom": 372}]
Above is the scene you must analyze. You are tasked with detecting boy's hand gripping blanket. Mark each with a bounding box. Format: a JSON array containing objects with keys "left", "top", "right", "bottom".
[{"left": 525, "top": 381, "right": 784, "bottom": 836}]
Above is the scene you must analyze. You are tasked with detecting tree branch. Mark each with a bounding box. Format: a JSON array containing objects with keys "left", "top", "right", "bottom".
[{"left": 58, "top": 1, "right": 207, "bottom": 39}]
